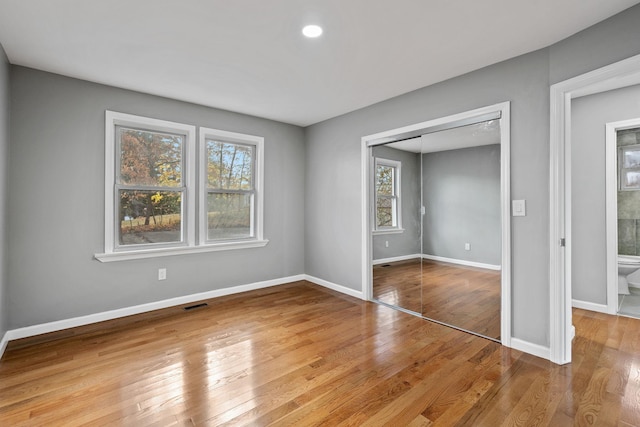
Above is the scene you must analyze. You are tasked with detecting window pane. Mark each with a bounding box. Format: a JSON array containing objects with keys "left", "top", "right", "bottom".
[
  {"left": 207, "top": 140, "right": 253, "bottom": 190},
  {"left": 377, "top": 197, "right": 393, "bottom": 227},
  {"left": 207, "top": 193, "right": 252, "bottom": 240},
  {"left": 119, "top": 189, "right": 182, "bottom": 245},
  {"left": 119, "top": 128, "right": 183, "bottom": 187},
  {"left": 624, "top": 170, "right": 640, "bottom": 188},
  {"left": 623, "top": 149, "right": 640, "bottom": 168},
  {"left": 376, "top": 165, "right": 394, "bottom": 196}
]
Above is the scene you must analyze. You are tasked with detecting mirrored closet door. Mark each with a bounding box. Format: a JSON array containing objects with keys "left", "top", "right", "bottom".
[{"left": 371, "top": 117, "right": 504, "bottom": 341}]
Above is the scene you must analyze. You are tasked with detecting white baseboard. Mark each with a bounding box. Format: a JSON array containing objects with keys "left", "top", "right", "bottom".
[
  {"left": 422, "top": 254, "right": 501, "bottom": 271},
  {"left": 0, "top": 331, "right": 9, "bottom": 360},
  {"left": 372, "top": 254, "right": 422, "bottom": 265},
  {"left": 572, "top": 299, "right": 609, "bottom": 313},
  {"left": 5, "top": 274, "right": 306, "bottom": 342},
  {"left": 304, "top": 275, "right": 364, "bottom": 300},
  {"left": 510, "top": 338, "right": 551, "bottom": 361}
]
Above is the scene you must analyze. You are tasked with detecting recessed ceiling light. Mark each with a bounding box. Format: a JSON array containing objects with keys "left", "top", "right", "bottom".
[{"left": 302, "top": 25, "right": 323, "bottom": 38}]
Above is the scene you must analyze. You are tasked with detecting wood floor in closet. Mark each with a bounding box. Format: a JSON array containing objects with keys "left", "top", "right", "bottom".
[
  {"left": 373, "top": 259, "right": 501, "bottom": 340},
  {"left": 1, "top": 280, "right": 639, "bottom": 426}
]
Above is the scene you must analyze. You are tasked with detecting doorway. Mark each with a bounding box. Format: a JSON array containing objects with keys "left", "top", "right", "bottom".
[
  {"left": 606, "top": 118, "right": 640, "bottom": 318},
  {"left": 549, "top": 53, "right": 640, "bottom": 365},
  {"left": 361, "top": 102, "right": 511, "bottom": 346}
]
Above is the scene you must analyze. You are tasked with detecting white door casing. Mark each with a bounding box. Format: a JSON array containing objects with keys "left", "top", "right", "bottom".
[{"left": 549, "top": 53, "right": 640, "bottom": 365}]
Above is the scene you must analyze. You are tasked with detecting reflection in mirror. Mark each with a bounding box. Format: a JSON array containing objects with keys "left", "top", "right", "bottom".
[
  {"left": 372, "top": 139, "right": 422, "bottom": 314},
  {"left": 371, "top": 120, "right": 502, "bottom": 341}
]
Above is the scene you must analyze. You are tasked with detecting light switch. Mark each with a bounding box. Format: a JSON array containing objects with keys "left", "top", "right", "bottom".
[{"left": 512, "top": 200, "right": 526, "bottom": 217}]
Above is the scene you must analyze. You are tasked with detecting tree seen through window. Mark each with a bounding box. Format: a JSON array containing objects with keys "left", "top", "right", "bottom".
[{"left": 118, "top": 128, "right": 184, "bottom": 245}]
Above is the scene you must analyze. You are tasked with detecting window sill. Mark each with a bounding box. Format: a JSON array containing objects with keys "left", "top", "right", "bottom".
[
  {"left": 373, "top": 228, "right": 405, "bottom": 235},
  {"left": 94, "top": 239, "right": 269, "bottom": 263}
]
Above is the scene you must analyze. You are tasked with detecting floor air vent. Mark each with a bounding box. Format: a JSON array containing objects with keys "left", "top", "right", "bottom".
[{"left": 183, "top": 302, "right": 208, "bottom": 311}]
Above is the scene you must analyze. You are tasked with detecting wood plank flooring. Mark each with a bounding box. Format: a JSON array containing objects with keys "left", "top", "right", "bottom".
[
  {"left": 373, "top": 259, "right": 422, "bottom": 314},
  {"left": 1, "top": 280, "right": 640, "bottom": 426},
  {"left": 373, "top": 259, "right": 501, "bottom": 340}
]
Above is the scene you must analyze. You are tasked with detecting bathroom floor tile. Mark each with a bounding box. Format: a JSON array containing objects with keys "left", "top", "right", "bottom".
[{"left": 619, "top": 287, "right": 640, "bottom": 318}]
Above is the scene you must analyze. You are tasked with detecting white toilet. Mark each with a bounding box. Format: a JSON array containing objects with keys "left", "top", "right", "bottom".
[{"left": 618, "top": 255, "right": 640, "bottom": 294}]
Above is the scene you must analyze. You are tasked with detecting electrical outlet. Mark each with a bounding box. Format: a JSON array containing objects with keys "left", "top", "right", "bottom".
[
  {"left": 385, "top": 241, "right": 389, "bottom": 248},
  {"left": 158, "top": 268, "right": 167, "bottom": 281},
  {"left": 465, "top": 243, "right": 470, "bottom": 251}
]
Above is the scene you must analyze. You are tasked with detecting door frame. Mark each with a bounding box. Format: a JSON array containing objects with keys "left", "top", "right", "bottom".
[
  {"left": 361, "top": 101, "right": 512, "bottom": 347},
  {"left": 549, "top": 53, "right": 640, "bottom": 365}
]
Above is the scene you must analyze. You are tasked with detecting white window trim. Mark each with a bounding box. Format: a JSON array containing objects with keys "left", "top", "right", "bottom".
[
  {"left": 199, "top": 127, "right": 266, "bottom": 247},
  {"left": 373, "top": 158, "right": 403, "bottom": 233},
  {"left": 95, "top": 239, "right": 269, "bottom": 262},
  {"left": 372, "top": 228, "right": 405, "bottom": 235},
  {"left": 95, "top": 112, "right": 269, "bottom": 263}
]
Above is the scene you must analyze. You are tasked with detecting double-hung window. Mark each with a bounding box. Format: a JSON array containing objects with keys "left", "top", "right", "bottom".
[
  {"left": 97, "top": 112, "right": 266, "bottom": 262},
  {"left": 374, "top": 158, "right": 402, "bottom": 233},
  {"left": 199, "top": 127, "right": 264, "bottom": 244},
  {"left": 104, "top": 111, "right": 196, "bottom": 254}
]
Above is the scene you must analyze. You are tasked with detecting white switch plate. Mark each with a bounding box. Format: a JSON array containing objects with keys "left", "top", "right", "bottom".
[
  {"left": 158, "top": 268, "right": 167, "bottom": 280},
  {"left": 512, "top": 200, "right": 526, "bottom": 217}
]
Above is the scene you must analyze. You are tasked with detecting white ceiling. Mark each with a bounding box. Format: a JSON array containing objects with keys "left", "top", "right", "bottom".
[{"left": 0, "top": 0, "right": 638, "bottom": 126}]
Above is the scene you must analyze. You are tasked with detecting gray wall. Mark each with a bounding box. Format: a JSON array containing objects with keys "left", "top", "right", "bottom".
[
  {"left": 305, "top": 3, "right": 640, "bottom": 348},
  {"left": 571, "top": 84, "right": 640, "bottom": 305},
  {"left": 0, "top": 45, "right": 8, "bottom": 340},
  {"left": 371, "top": 145, "right": 421, "bottom": 260},
  {"left": 549, "top": 5, "right": 640, "bottom": 86},
  {"left": 8, "top": 67, "right": 306, "bottom": 329},
  {"left": 422, "top": 144, "right": 501, "bottom": 266}
]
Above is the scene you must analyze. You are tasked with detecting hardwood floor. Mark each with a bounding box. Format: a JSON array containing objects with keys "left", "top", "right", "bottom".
[
  {"left": 373, "top": 259, "right": 501, "bottom": 340},
  {"left": 373, "top": 258, "right": 422, "bottom": 314},
  {"left": 1, "top": 281, "right": 640, "bottom": 426}
]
